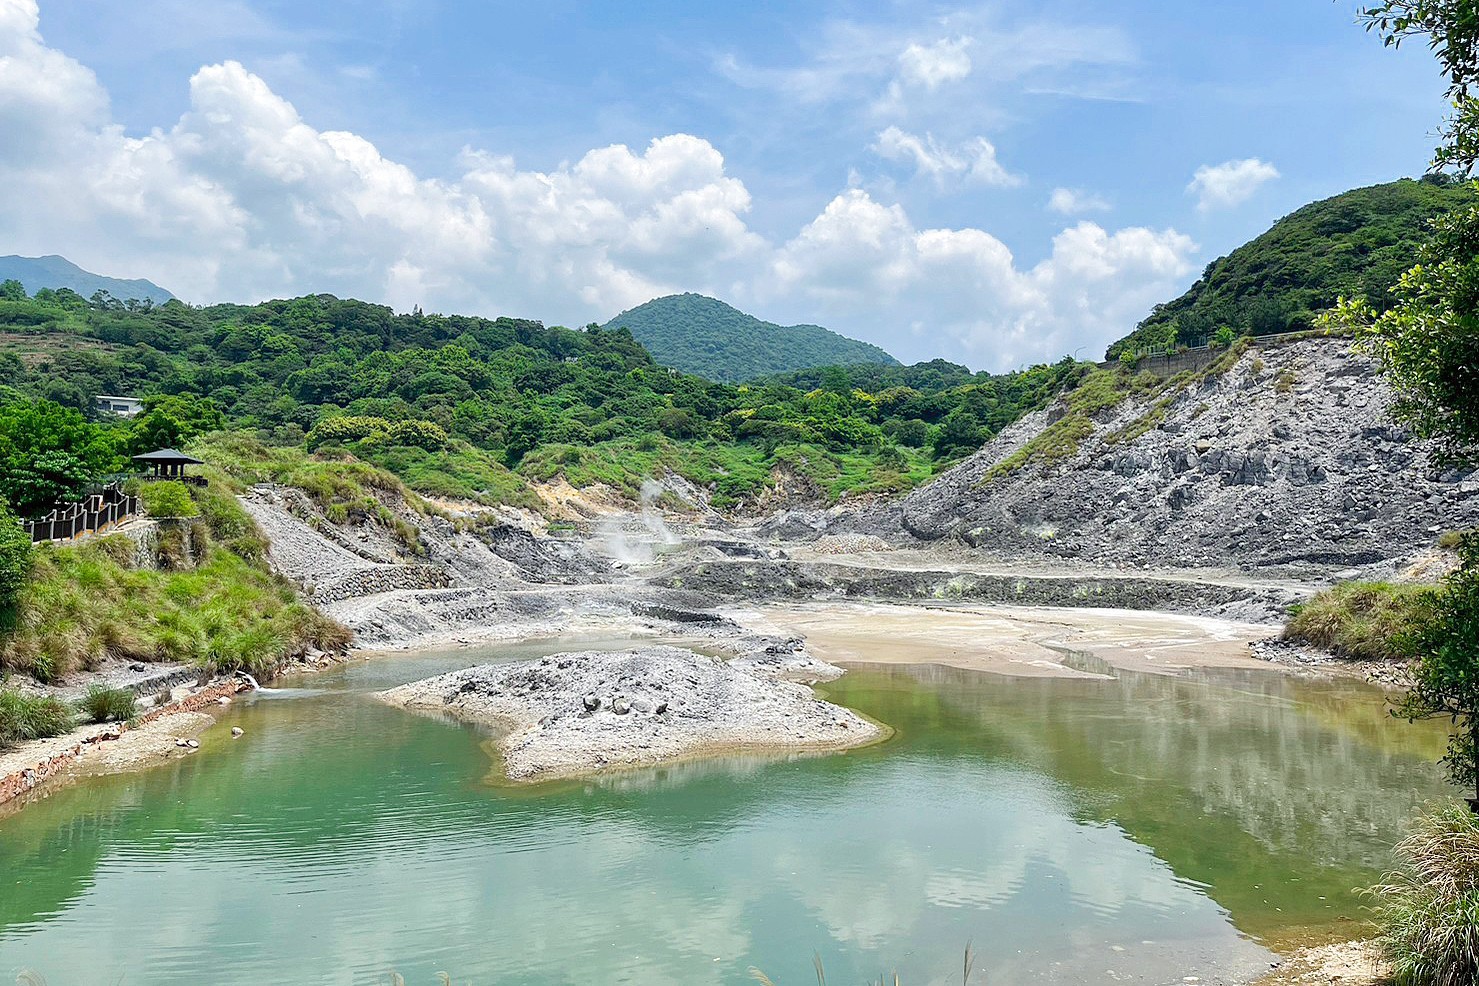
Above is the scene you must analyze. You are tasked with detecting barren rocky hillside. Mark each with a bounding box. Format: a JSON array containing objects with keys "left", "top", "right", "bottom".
[{"left": 857, "top": 337, "right": 1479, "bottom": 573}]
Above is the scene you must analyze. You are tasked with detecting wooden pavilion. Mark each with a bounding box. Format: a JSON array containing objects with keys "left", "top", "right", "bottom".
[{"left": 132, "top": 448, "right": 205, "bottom": 481}]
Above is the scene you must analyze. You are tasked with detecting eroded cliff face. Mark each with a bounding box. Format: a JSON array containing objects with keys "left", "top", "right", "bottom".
[{"left": 866, "top": 338, "right": 1479, "bottom": 572}]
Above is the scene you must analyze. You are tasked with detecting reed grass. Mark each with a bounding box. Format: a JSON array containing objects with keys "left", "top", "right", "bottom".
[
  {"left": 1283, "top": 581, "right": 1434, "bottom": 661},
  {"left": 76, "top": 685, "right": 137, "bottom": 724},
  {"left": 1369, "top": 801, "right": 1479, "bottom": 986},
  {"left": 0, "top": 688, "right": 73, "bottom": 749}
]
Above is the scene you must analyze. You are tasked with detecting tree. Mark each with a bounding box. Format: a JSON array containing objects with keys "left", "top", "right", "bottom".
[
  {"left": 0, "top": 503, "right": 33, "bottom": 624},
  {"left": 1325, "top": 204, "right": 1479, "bottom": 463},
  {"left": 1358, "top": 1, "right": 1479, "bottom": 174},
  {"left": 1395, "top": 537, "right": 1479, "bottom": 809},
  {"left": 0, "top": 399, "right": 123, "bottom": 515},
  {"left": 0, "top": 280, "right": 24, "bottom": 302}
]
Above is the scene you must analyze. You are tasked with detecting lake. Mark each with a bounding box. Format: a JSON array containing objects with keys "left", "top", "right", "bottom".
[{"left": 0, "top": 637, "right": 1450, "bottom": 985}]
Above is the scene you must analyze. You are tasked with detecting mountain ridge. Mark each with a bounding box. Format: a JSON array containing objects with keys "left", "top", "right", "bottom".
[
  {"left": 603, "top": 293, "right": 899, "bottom": 382},
  {"left": 0, "top": 255, "right": 175, "bottom": 305},
  {"left": 1106, "top": 176, "right": 1477, "bottom": 359}
]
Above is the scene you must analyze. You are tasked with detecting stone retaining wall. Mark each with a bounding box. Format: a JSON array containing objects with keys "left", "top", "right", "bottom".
[{"left": 0, "top": 679, "right": 249, "bottom": 807}]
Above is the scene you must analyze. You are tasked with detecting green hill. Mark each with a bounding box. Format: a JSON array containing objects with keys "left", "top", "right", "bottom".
[
  {"left": 1106, "top": 176, "right": 1478, "bottom": 359},
  {"left": 603, "top": 293, "right": 899, "bottom": 382},
  {"left": 0, "top": 255, "right": 174, "bottom": 306}
]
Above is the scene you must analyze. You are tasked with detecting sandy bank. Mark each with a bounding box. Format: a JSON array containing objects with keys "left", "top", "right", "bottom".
[
  {"left": 1253, "top": 940, "right": 1388, "bottom": 985},
  {"left": 379, "top": 645, "right": 882, "bottom": 782},
  {"left": 0, "top": 679, "right": 243, "bottom": 812},
  {"left": 736, "top": 601, "right": 1276, "bottom": 678}
]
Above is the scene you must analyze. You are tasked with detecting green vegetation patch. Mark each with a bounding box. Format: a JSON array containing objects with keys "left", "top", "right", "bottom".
[
  {"left": 1107, "top": 176, "right": 1476, "bottom": 359},
  {"left": 0, "top": 688, "right": 72, "bottom": 750},
  {"left": 1369, "top": 800, "right": 1479, "bottom": 986},
  {"left": 603, "top": 293, "right": 898, "bottom": 382},
  {"left": 1282, "top": 581, "right": 1434, "bottom": 661},
  {"left": 77, "top": 685, "right": 136, "bottom": 724}
]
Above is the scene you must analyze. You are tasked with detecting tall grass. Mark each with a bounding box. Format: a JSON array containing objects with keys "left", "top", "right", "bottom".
[
  {"left": 76, "top": 685, "right": 137, "bottom": 724},
  {"left": 1370, "top": 801, "right": 1479, "bottom": 986},
  {"left": 0, "top": 536, "right": 349, "bottom": 681},
  {"left": 1283, "top": 581, "right": 1434, "bottom": 660},
  {"left": 0, "top": 689, "right": 73, "bottom": 749}
]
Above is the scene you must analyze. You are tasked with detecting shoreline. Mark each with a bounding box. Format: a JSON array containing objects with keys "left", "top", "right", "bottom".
[{"left": 0, "top": 676, "right": 248, "bottom": 815}]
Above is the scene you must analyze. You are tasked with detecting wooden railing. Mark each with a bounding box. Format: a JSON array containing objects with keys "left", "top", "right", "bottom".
[{"left": 23, "top": 484, "right": 138, "bottom": 544}]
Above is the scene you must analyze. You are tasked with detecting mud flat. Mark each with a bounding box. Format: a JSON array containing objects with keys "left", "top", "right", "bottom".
[
  {"left": 379, "top": 645, "right": 883, "bottom": 782},
  {"left": 737, "top": 601, "right": 1276, "bottom": 678}
]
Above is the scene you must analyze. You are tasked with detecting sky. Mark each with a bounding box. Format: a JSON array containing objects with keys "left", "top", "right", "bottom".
[{"left": 0, "top": 0, "right": 1454, "bottom": 370}]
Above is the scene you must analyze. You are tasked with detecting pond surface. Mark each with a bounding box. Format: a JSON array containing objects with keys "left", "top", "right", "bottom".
[{"left": 0, "top": 637, "right": 1452, "bottom": 986}]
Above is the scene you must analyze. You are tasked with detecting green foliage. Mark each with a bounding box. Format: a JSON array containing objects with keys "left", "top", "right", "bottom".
[
  {"left": 1369, "top": 800, "right": 1479, "bottom": 986},
  {"left": 129, "top": 393, "right": 223, "bottom": 453},
  {"left": 1107, "top": 178, "right": 1477, "bottom": 359},
  {"left": 77, "top": 685, "right": 136, "bottom": 724},
  {"left": 140, "top": 480, "right": 199, "bottom": 519},
  {"left": 1282, "top": 580, "right": 1435, "bottom": 661},
  {"left": 0, "top": 504, "right": 33, "bottom": 618},
  {"left": 0, "top": 398, "right": 124, "bottom": 515},
  {"left": 0, "top": 688, "right": 73, "bottom": 749},
  {"left": 0, "top": 289, "right": 1079, "bottom": 513},
  {"left": 1, "top": 534, "right": 350, "bottom": 682},
  {"left": 1393, "top": 539, "right": 1479, "bottom": 801},
  {"left": 604, "top": 293, "right": 898, "bottom": 382},
  {"left": 1326, "top": 201, "right": 1479, "bottom": 463}
]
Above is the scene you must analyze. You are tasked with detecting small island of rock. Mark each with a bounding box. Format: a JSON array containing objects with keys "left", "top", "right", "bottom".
[{"left": 378, "top": 646, "right": 883, "bottom": 782}]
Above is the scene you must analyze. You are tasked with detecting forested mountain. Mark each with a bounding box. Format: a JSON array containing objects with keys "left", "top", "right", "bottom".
[
  {"left": 0, "top": 289, "right": 1076, "bottom": 512},
  {"left": 1106, "top": 176, "right": 1477, "bottom": 359},
  {"left": 603, "top": 294, "right": 899, "bottom": 382},
  {"left": 0, "top": 255, "right": 174, "bottom": 306}
]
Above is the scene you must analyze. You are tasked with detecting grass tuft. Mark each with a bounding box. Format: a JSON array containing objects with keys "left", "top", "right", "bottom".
[
  {"left": 1283, "top": 581, "right": 1434, "bottom": 661},
  {"left": 0, "top": 688, "right": 73, "bottom": 749},
  {"left": 76, "top": 685, "right": 137, "bottom": 724},
  {"left": 1370, "top": 801, "right": 1479, "bottom": 986}
]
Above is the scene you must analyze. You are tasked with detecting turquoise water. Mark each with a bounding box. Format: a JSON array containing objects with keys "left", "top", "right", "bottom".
[{"left": 0, "top": 638, "right": 1451, "bottom": 985}]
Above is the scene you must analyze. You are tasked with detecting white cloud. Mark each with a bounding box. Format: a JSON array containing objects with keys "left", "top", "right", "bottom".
[
  {"left": 897, "top": 37, "right": 973, "bottom": 90},
  {"left": 1047, "top": 187, "right": 1110, "bottom": 215},
  {"left": 1187, "top": 158, "right": 1280, "bottom": 212},
  {"left": 0, "top": 0, "right": 1194, "bottom": 370},
  {"left": 871, "top": 126, "right": 1021, "bottom": 187},
  {"left": 765, "top": 189, "right": 1196, "bottom": 367}
]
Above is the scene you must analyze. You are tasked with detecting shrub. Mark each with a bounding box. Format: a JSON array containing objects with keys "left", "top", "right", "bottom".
[
  {"left": 77, "top": 685, "right": 136, "bottom": 723},
  {"left": 1282, "top": 581, "right": 1434, "bottom": 661},
  {"left": 141, "top": 480, "right": 199, "bottom": 519},
  {"left": 0, "top": 688, "right": 73, "bottom": 749},
  {"left": 0, "top": 504, "right": 33, "bottom": 619},
  {"left": 1370, "top": 801, "right": 1479, "bottom": 986}
]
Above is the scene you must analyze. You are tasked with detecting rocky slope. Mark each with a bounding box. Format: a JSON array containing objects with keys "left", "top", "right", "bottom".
[{"left": 856, "top": 337, "right": 1479, "bottom": 573}]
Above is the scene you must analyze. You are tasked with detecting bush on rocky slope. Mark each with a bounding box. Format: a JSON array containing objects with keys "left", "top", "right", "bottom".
[
  {"left": 1282, "top": 581, "right": 1433, "bottom": 661},
  {"left": 0, "top": 689, "right": 72, "bottom": 749}
]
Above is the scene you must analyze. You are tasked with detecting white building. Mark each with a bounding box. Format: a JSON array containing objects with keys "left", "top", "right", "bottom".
[{"left": 96, "top": 395, "right": 144, "bottom": 417}]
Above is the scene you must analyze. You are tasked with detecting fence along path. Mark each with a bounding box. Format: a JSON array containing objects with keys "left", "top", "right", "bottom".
[{"left": 23, "top": 485, "right": 139, "bottom": 544}]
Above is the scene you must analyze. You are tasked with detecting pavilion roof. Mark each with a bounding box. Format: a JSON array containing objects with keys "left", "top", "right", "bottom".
[{"left": 131, "top": 448, "right": 205, "bottom": 465}]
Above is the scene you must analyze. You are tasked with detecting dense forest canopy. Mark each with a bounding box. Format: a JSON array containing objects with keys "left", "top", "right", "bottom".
[
  {"left": 603, "top": 293, "right": 899, "bottom": 382},
  {"left": 1106, "top": 176, "right": 1478, "bottom": 359},
  {"left": 0, "top": 287, "right": 1078, "bottom": 513}
]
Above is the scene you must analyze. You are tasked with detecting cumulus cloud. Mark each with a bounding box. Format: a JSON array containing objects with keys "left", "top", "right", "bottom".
[
  {"left": 871, "top": 126, "right": 1020, "bottom": 187},
  {"left": 897, "top": 36, "right": 973, "bottom": 90},
  {"left": 766, "top": 189, "right": 1196, "bottom": 367},
  {"left": 1047, "top": 187, "right": 1110, "bottom": 215},
  {"left": 1187, "top": 157, "right": 1280, "bottom": 212},
  {"left": 0, "top": 0, "right": 1195, "bottom": 369}
]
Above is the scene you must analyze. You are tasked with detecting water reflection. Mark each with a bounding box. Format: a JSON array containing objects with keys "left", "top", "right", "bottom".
[{"left": 0, "top": 643, "right": 1449, "bottom": 986}]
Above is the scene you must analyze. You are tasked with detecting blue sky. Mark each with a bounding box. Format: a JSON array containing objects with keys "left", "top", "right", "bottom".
[{"left": 0, "top": 0, "right": 1450, "bottom": 368}]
